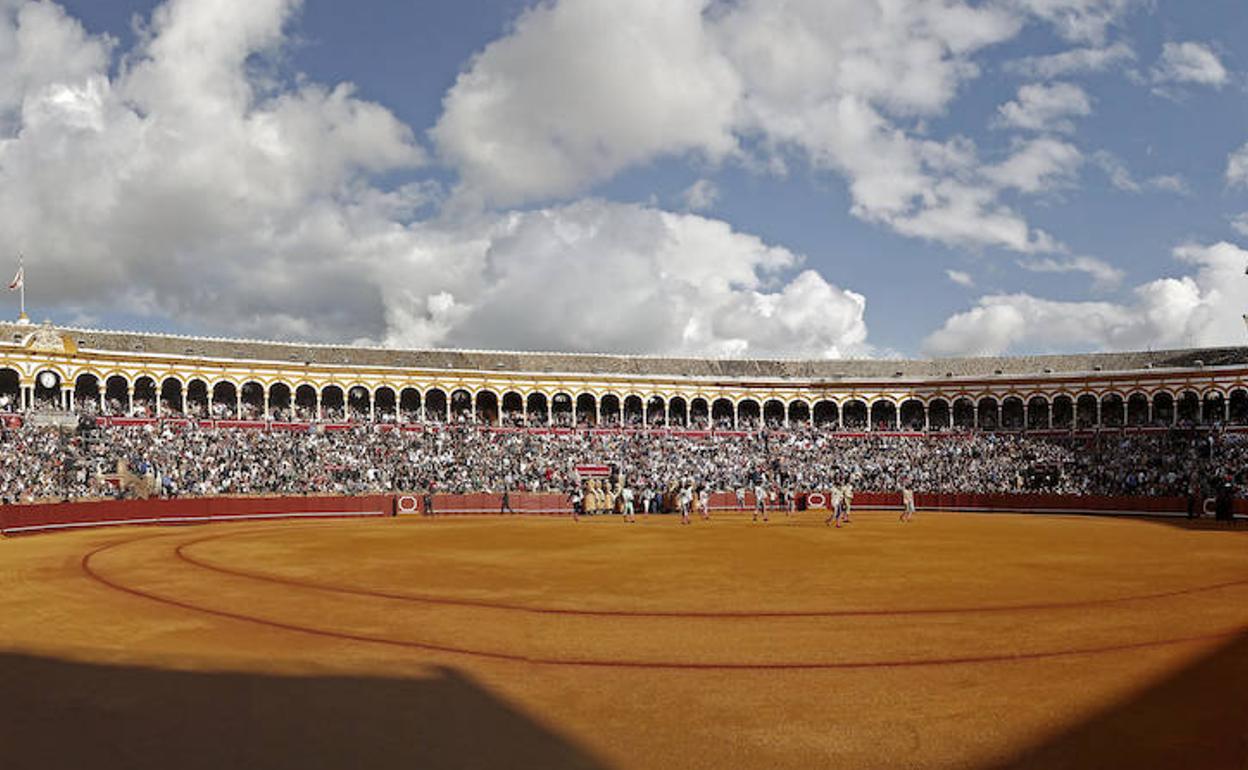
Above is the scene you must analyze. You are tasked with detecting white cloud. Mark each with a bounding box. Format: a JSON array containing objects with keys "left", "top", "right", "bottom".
[
  {"left": 985, "top": 137, "right": 1083, "bottom": 194},
  {"left": 681, "top": 178, "right": 719, "bottom": 211},
  {"left": 994, "top": 82, "right": 1091, "bottom": 133},
  {"left": 381, "top": 200, "right": 870, "bottom": 358},
  {"left": 1012, "top": 0, "right": 1139, "bottom": 45},
  {"left": 924, "top": 242, "right": 1248, "bottom": 355},
  {"left": 0, "top": 0, "right": 433, "bottom": 342},
  {"left": 946, "top": 269, "right": 975, "bottom": 287},
  {"left": 0, "top": 0, "right": 876, "bottom": 359},
  {"left": 1092, "top": 150, "right": 1188, "bottom": 194},
  {"left": 434, "top": 0, "right": 1066, "bottom": 255},
  {"left": 1004, "top": 42, "right": 1134, "bottom": 79},
  {"left": 1152, "top": 42, "right": 1228, "bottom": 88},
  {"left": 0, "top": 0, "right": 114, "bottom": 122},
  {"left": 1228, "top": 143, "right": 1248, "bottom": 188},
  {"left": 1018, "top": 255, "right": 1124, "bottom": 289},
  {"left": 1231, "top": 212, "right": 1248, "bottom": 237},
  {"left": 699, "top": 0, "right": 1048, "bottom": 253},
  {"left": 432, "top": 0, "right": 740, "bottom": 207}
]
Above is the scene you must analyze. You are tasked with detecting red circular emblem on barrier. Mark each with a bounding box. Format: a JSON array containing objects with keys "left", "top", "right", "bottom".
[
  {"left": 807, "top": 492, "right": 826, "bottom": 509},
  {"left": 397, "top": 495, "right": 420, "bottom": 514}
]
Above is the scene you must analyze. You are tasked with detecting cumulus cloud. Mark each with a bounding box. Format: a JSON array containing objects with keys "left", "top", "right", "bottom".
[
  {"left": 431, "top": 0, "right": 740, "bottom": 208},
  {"left": 1004, "top": 41, "right": 1134, "bottom": 79},
  {"left": 1011, "top": 0, "right": 1139, "bottom": 45},
  {"left": 946, "top": 269, "right": 975, "bottom": 288},
  {"left": 924, "top": 242, "right": 1248, "bottom": 355},
  {"left": 1228, "top": 143, "right": 1248, "bottom": 188},
  {"left": 994, "top": 82, "right": 1092, "bottom": 133},
  {"left": 1231, "top": 212, "right": 1248, "bottom": 237},
  {"left": 681, "top": 178, "right": 719, "bottom": 212},
  {"left": 1151, "top": 41, "right": 1228, "bottom": 88},
  {"left": 434, "top": 0, "right": 1070, "bottom": 255},
  {"left": 984, "top": 137, "right": 1083, "bottom": 194},
  {"left": 0, "top": 0, "right": 114, "bottom": 122},
  {"left": 0, "top": 0, "right": 429, "bottom": 341},
  {"left": 0, "top": 0, "right": 872, "bottom": 358},
  {"left": 380, "top": 200, "right": 870, "bottom": 358},
  {"left": 1092, "top": 151, "right": 1187, "bottom": 194},
  {"left": 8, "top": 0, "right": 1219, "bottom": 361},
  {"left": 1018, "top": 255, "right": 1124, "bottom": 289}
]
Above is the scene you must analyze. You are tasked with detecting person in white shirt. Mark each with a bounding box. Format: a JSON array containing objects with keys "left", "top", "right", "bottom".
[
  {"left": 900, "top": 484, "right": 916, "bottom": 523},
  {"left": 622, "top": 485, "right": 636, "bottom": 523},
  {"left": 825, "top": 485, "right": 844, "bottom": 528}
]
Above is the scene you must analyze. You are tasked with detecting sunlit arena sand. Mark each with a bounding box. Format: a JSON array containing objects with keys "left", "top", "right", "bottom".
[{"left": 3, "top": 510, "right": 1248, "bottom": 770}]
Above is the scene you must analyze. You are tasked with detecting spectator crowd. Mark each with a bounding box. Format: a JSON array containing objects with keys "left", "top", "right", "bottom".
[{"left": 0, "top": 422, "right": 1243, "bottom": 505}]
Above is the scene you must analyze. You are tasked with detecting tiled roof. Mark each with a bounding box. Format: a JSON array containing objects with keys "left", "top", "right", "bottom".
[{"left": 5, "top": 322, "right": 1246, "bottom": 380}]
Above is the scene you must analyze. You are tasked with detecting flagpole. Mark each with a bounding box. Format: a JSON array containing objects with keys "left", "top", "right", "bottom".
[{"left": 17, "top": 252, "right": 26, "bottom": 323}]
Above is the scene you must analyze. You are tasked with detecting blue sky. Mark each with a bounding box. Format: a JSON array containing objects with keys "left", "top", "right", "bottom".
[{"left": 6, "top": 0, "right": 1248, "bottom": 358}]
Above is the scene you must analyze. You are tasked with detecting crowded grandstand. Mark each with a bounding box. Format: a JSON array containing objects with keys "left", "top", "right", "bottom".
[{"left": 1, "top": 322, "right": 1246, "bottom": 509}]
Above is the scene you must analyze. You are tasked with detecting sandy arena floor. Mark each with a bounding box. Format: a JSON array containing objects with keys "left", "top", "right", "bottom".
[{"left": 2, "top": 510, "right": 1247, "bottom": 769}]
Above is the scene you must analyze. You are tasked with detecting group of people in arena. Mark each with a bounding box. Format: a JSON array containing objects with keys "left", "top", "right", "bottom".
[{"left": 0, "top": 420, "right": 1243, "bottom": 508}]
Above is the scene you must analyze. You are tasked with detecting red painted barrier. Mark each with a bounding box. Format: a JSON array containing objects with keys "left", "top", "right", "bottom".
[
  {"left": 409, "top": 492, "right": 570, "bottom": 516},
  {"left": 269, "top": 422, "right": 313, "bottom": 432},
  {"left": 799, "top": 490, "right": 1200, "bottom": 517},
  {"left": 3, "top": 489, "right": 1234, "bottom": 537},
  {"left": 0, "top": 495, "right": 394, "bottom": 535}
]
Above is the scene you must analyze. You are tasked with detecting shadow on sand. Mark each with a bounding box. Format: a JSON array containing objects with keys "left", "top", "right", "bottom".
[
  {"left": 1128, "top": 514, "right": 1248, "bottom": 532},
  {"left": 0, "top": 652, "right": 610, "bottom": 770},
  {"left": 987, "top": 629, "right": 1248, "bottom": 770}
]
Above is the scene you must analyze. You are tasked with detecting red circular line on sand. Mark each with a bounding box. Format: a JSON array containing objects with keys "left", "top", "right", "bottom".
[
  {"left": 175, "top": 528, "right": 1248, "bottom": 619},
  {"left": 80, "top": 533, "right": 1243, "bottom": 670}
]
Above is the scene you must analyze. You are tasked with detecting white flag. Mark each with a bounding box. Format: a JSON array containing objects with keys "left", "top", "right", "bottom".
[{"left": 7, "top": 266, "right": 21, "bottom": 291}]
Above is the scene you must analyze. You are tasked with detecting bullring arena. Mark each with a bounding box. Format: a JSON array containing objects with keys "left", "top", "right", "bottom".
[{"left": 3, "top": 322, "right": 1248, "bottom": 769}]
